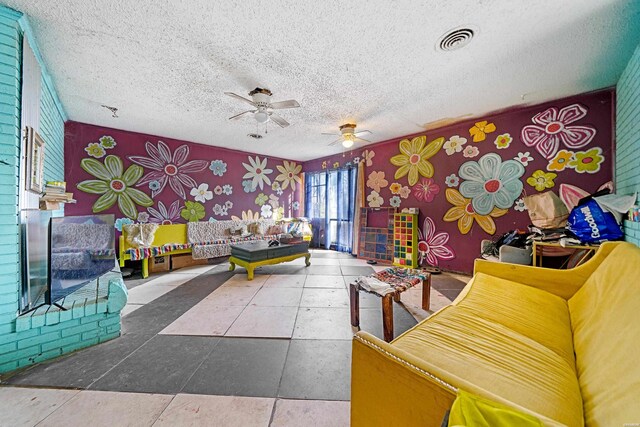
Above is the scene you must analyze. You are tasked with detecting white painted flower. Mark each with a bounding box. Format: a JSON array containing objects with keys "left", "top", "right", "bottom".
[
  {"left": 242, "top": 156, "right": 273, "bottom": 191},
  {"left": 514, "top": 152, "right": 534, "bottom": 166},
  {"left": 261, "top": 204, "right": 273, "bottom": 218},
  {"left": 222, "top": 184, "right": 233, "bottom": 195},
  {"left": 225, "top": 200, "right": 233, "bottom": 209},
  {"left": 292, "top": 201, "right": 300, "bottom": 211},
  {"left": 137, "top": 211, "right": 150, "bottom": 223},
  {"left": 514, "top": 198, "right": 527, "bottom": 212},
  {"left": 367, "top": 191, "right": 383, "bottom": 207},
  {"left": 445, "top": 174, "right": 460, "bottom": 188},
  {"left": 190, "top": 183, "right": 213, "bottom": 203},
  {"left": 443, "top": 135, "right": 467, "bottom": 155}
]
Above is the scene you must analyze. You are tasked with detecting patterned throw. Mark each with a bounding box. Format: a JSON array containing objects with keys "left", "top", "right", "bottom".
[
  {"left": 357, "top": 266, "right": 428, "bottom": 296},
  {"left": 126, "top": 243, "right": 193, "bottom": 261}
]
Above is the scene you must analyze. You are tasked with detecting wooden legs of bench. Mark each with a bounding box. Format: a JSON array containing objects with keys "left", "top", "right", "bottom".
[
  {"left": 382, "top": 294, "right": 395, "bottom": 342},
  {"left": 350, "top": 283, "right": 360, "bottom": 328},
  {"left": 422, "top": 275, "right": 431, "bottom": 311}
]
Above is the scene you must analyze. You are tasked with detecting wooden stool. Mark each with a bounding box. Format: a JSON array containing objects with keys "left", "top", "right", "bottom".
[{"left": 350, "top": 269, "right": 431, "bottom": 342}]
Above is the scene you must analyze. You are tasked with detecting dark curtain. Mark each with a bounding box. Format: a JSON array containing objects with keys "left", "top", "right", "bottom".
[{"left": 305, "top": 167, "right": 357, "bottom": 252}]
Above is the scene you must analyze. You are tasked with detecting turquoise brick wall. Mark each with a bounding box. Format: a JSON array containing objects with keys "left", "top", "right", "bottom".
[
  {"left": 0, "top": 6, "right": 126, "bottom": 375},
  {"left": 616, "top": 41, "right": 640, "bottom": 245}
]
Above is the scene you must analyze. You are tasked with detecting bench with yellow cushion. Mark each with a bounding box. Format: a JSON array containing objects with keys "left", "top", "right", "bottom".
[{"left": 351, "top": 241, "right": 640, "bottom": 426}]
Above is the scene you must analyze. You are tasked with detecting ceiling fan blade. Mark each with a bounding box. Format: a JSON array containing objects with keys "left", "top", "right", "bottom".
[
  {"left": 328, "top": 138, "right": 342, "bottom": 146},
  {"left": 228, "top": 110, "right": 256, "bottom": 120},
  {"left": 269, "top": 113, "right": 290, "bottom": 128},
  {"left": 224, "top": 92, "right": 256, "bottom": 107},
  {"left": 269, "top": 99, "right": 300, "bottom": 109},
  {"left": 321, "top": 132, "right": 340, "bottom": 136},
  {"left": 354, "top": 130, "right": 372, "bottom": 137},
  {"left": 354, "top": 137, "right": 371, "bottom": 143}
]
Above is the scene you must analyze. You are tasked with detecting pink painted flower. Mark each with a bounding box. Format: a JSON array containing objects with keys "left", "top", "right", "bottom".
[
  {"left": 521, "top": 103, "right": 596, "bottom": 160},
  {"left": 462, "top": 145, "right": 479, "bottom": 158},
  {"left": 147, "top": 200, "right": 182, "bottom": 225},
  {"left": 412, "top": 178, "right": 440, "bottom": 202},
  {"left": 366, "top": 171, "right": 388, "bottom": 193},
  {"left": 398, "top": 186, "right": 411, "bottom": 199},
  {"left": 129, "top": 141, "right": 208, "bottom": 199},
  {"left": 417, "top": 217, "right": 455, "bottom": 266}
]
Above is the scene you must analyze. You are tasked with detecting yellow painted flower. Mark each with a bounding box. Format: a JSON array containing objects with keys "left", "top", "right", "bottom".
[
  {"left": 493, "top": 133, "right": 512, "bottom": 149},
  {"left": 389, "top": 182, "right": 402, "bottom": 194},
  {"left": 84, "top": 142, "right": 106, "bottom": 158},
  {"left": 333, "top": 162, "right": 340, "bottom": 168},
  {"left": 275, "top": 160, "right": 302, "bottom": 191},
  {"left": 527, "top": 170, "right": 557, "bottom": 191},
  {"left": 443, "top": 188, "right": 507, "bottom": 235},
  {"left": 568, "top": 147, "right": 604, "bottom": 174},
  {"left": 321, "top": 161, "right": 327, "bottom": 169},
  {"left": 390, "top": 135, "right": 444, "bottom": 186},
  {"left": 469, "top": 120, "right": 497, "bottom": 142},
  {"left": 231, "top": 209, "right": 260, "bottom": 221},
  {"left": 547, "top": 150, "right": 574, "bottom": 172}
]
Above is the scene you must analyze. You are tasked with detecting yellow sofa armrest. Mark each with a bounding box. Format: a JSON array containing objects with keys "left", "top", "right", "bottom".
[
  {"left": 351, "top": 332, "right": 457, "bottom": 427},
  {"left": 473, "top": 242, "right": 620, "bottom": 300}
]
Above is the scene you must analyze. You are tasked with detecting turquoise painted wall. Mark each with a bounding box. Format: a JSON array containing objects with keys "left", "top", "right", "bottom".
[
  {"left": 0, "top": 6, "right": 126, "bottom": 374},
  {"left": 616, "top": 41, "right": 640, "bottom": 246}
]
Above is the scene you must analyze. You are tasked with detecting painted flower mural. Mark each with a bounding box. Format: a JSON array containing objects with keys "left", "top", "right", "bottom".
[
  {"left": 547, "top": 150, "right": 574, "bottom": 172},
  {"left": 242, "top": 179, "right": 256, "bottom": 193},
  {"left": 222, "top": 184, "right": 233, "bottom": 195},
  {"left": 255, "top": 193, "right": 268, "bottom": 206},
  {"left": 445, "top": 174, "right": 459, "bottom": 188},
  {"left": 469, "top": 121, "right": 496, "bottom": 142},
  {"left": 214, "top": 185, "right": 223, "bottom": 195},
  {"left": 521, "top": 103, "right": 596, "bottom": 160},
  {"left": 458, "top": 153, "right": 525, "bottom": 215},
  {"left": 99, "top": 136, "right": 116, "bottom": 149},
  {"left": 367, "top": 191, "right": 383, "bottom": 208},
  {"left": 390, "top": 183, "right": 402, "bottom": 194},
  {"left": 462, "top": 145, "right": 479, "bottom": 158},
  {"left": 366, "top": 171, "right": 389, "bottom": 193},
  {"left": 85, "top": 143, "right": 105, "bottom": 158},
  {"left": 514, "top": 152, "right": 534, "bottom": 166},
  {"left": 181, "top": 201, "right": 205, "bottom": 222},
  {"left": 129, "top": 141, "right": 208, "bottom": 199},
  {"left": 148, "top": 200, "right": 182, "bottom": 224},
  {"left": 398, "top": 186, "right": 411, "bottom": 199},
  {"left": 418, "top": 217, "right": 455, "bottom": 266},
  {"left": 114, "top": 218, "right": 133, "bottom": 232},
  {"left": 389, "top": 196, "right": 401, "bottom": 207},
  {"left": 77, "top": 155, "right": 153, "bottom": 219},
  {"left": 212, "top": 203, "right": 229, "bottom": 216},
  {"left": 292, "top": 201, "right": 300, "bottom": 211},
  {"left": 413, "top": 178, "right": 440, "bottom": 202},
  {"left": 190, "top": 183, "right": 213, "bottom": 203},
  {"left": 390, "top": 136, "right": 445, "bottom": 186},
  {"left": 137, "top": 211, "right": 150, "bottom": 223},
  {"left": 209, "top": 160, "right": 227, "bottom": 176},
  {"left": 569, "top": 147, "right": 604, "bottom": 173},
  {"left": 527, "top": 170, "right": 557, "bottom": 191},
  {"left": 443, "top": 135, "right": 467, "bottom": 155},
  {"left": 514, "top": 198, "right": 527, "bottom": 212},
  {"left": 443, "top": 188, "right": 508, "bottom": 235},
  {"left": 362, "top": 150, "right": 375, "bottom": 167},
  {"left": 231, "top": 210, "right": 260, "bottom": 221},
  {"left": 275, "top": 160, "right": 302, "bottom": 191},
  {"left": 261, "top": 204, "right": 273, "bottom": 218},
  {"left": 242, "top": 156, "right": 273, "bottom": 191},
  {"left": 494, "top": 133, "right": 512, "bottom": 149}
]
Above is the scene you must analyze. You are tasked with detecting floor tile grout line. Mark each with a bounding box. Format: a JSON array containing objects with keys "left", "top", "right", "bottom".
[
  {"left": 176, "top": 334, "right": 225, "bottom": 395},
  {"left": 150, "top": 393, "right": 179, "bottom": 426},
  {"left": 32, "top": 388, "right": 81, "bottom": 427}
]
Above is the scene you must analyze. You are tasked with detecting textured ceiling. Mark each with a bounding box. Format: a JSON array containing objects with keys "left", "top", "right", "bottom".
[{"left": 5, "top": 0, "right": 640, "bottom": 161}]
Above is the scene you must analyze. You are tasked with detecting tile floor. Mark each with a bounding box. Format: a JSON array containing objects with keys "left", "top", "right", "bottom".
[{"left": 0, "top": 249, "right": 468, "bottom": 426}]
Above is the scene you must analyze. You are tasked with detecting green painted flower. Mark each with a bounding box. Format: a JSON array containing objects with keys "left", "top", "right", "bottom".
[
  {"left": 255, "top": 193, "right": 268, "bottom": 206},
  {"left": 77, "top": 155, "right": 153, "bottom": 219},
  {"left": 84, "top": 142, "right": 106, "bottom": 158},
  {"left": 100, "top": 136, "right": 117, "bottom": 149},
  {"left": 181, "top": 201, "right": 205, "bottom": 222}
]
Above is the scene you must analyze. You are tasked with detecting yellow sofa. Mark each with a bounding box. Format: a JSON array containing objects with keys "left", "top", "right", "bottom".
[{"left": 351, "top": 241, "right": 640, "bottom": 426}]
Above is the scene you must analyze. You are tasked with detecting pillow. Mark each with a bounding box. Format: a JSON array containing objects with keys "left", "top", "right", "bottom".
[
  {"left": 248, "top": 222, "right": 267, "bottom": 235},
  {"left": 124, "top": 223, "right": 159, "bottom": 248},
  {"left": 266, "top": 224, "right": 284, "bottom": 235},
  {"left": 228, "top": 225, "right": 246, "bottom": 236}
]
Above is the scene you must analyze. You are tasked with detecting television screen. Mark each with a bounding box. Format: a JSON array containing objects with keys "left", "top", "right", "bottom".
[{"left": 49, "top": 214, "right": 115, "bottom": 303}]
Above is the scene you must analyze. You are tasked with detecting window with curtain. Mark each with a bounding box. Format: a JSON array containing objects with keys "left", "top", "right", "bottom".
[{"left": 305, "top": 166, "right": 357, "bottom": 252}]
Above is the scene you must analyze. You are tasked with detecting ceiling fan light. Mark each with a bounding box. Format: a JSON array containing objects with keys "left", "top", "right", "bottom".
[
  {"left": 254, "top": 111, "right": 269, "bottom": 123},
  {"left": 342, "top": 138, "right": 354, "bottom": 148}
]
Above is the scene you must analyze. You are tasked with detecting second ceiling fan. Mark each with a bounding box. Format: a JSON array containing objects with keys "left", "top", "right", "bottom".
[
  {"left": 323, "top": 123, "right": 372, "bottom": 148},
  {"left": 225, "top": 87, "right": 300, "bottom": 128}
]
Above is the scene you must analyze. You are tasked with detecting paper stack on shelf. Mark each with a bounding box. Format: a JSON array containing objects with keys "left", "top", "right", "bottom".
[{"left": 40, "top": 181, "right": 75, "bottom": 210}]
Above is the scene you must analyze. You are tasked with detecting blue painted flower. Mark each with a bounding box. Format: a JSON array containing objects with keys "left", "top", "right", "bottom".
[
  {"left": 208, "top": 217, "right": 218, "bottom": 223},
  {"left": 222, "top": 184, "right": 233, "bottom": 195},
  {"left": 149, "top": 180, "right": 161, "bottom": 191},
  {"left": 292, "top": 201, "right": 300, "bottom": 211},
  {"left": 242, "top": 179, "right": 256, "bottom": 193},
  {"left": 389, "top": 196, "right": 401, "bottom": 207},
  {"left": 209, "top": 160, "right": 227, "bottom": 176},
  {"left": 458, "top": 153, "right": 525, "bottom": 215},
  {"left": 114, "top": 217, "right": 134, "bottom": 232},
  {"left": 445, "top": 174, "right": 459, "bottom": 188}
]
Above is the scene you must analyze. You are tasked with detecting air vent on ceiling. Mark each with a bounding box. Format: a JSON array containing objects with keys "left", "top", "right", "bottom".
[
  {"left": 247, "top": 133, "right": 263, "bottom": 140},
  {"left": 437, "top": 27, "right": 475, "bottom": 52}
]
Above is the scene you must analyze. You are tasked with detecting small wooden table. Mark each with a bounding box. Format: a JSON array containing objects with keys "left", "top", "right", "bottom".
[
  {"left": 532, "top": 241, "right": 599, "bottom": 268},
  {"left": 228, "top": 241, "right": 311, "bottom": 280},
  {"left": 350, "top": 267, "right": 431, "bottom": 342}
]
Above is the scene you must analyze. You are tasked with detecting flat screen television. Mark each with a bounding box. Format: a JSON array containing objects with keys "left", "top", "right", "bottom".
[{"left": 49, "top": 214, "right": 115, "bottom": 304}]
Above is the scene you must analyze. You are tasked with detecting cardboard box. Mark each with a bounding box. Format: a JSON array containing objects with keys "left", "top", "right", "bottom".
[
  {"left": 171, "top": 253, "right": 209, "bottom": 270},
  {"left": 149, "top": 255, "right": 170, "bottom": 273}
]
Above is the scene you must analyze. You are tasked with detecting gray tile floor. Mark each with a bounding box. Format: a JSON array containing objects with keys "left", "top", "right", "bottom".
[{"left": 2, "top": 250, "right": 465, "bottom": 404}]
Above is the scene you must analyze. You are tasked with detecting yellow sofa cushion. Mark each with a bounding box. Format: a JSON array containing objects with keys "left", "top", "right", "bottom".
[
  {"left": 393, "top": 305, "right": 583, "bottom": 426},
  {"left": 568, "top": 243, "right": 640, "bottom": 426},
  {"left": 454, "top": 273, "right": 576, "bottom": 370}
]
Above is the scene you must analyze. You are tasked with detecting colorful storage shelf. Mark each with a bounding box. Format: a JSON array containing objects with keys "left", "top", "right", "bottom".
[
  {"left": 358, "top": 207, "right": 395, "bottom": 263},
  {"left": 393, "top": 213, "right": 418, "bottom": 268}
]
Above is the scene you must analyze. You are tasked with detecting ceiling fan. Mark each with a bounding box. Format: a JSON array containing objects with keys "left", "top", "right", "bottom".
[
  {"left": 224, "top": 87, "right": 300, "bottom": 128},
  {"left": 323, "top": 123, "right": 372, "bottom": 148}
]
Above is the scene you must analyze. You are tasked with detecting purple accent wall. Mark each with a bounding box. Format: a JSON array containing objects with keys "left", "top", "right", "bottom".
[
  {"left": 304, "top": 90, "right": 614, "bottom": 273},
  {"left": 65, "top": 121, "right": 302, "bottom": 227}
]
